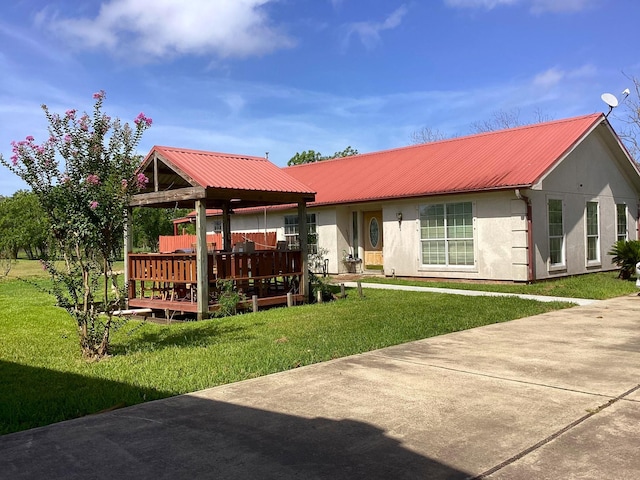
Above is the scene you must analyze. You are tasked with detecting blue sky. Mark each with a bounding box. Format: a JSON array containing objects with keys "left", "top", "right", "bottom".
[{"left": 1, "top": 0, "right": 639, "bottom": 196}]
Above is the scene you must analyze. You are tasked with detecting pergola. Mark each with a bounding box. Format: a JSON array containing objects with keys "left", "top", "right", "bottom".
[{"left": 126, "top": 146, "right": 316, "bottom": 319}]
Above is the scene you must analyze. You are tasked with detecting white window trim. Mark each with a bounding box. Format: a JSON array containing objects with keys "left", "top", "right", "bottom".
[
  {"left": 418, "top": 201, "right": 477, "bottom": 270},
  {"left": 547, "top": 197, "right": 566, "bottom": 271},
  {"left": 284, "top": 213, "right": 318, "bottom": 253},
  {"left": 585, "top": 201, "right": 600, "bottom": 267},
  {"left": 616, "top": 203, "right": 628, "bottom": 242}
]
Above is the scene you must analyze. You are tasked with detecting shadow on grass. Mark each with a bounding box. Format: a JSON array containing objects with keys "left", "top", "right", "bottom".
[
  {"left": 0, "top": 360, "right": 171, "bottom": 435},
  {"left": 110, "top": 320, "right": 254, "bottom": 355},
  {"left": 0, "top": 381, "right": 472, "bottom": 480}
]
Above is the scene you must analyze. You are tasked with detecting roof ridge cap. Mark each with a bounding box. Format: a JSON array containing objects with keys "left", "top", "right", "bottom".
[
  {"left": 154, "top": 145, "right": 268, "bottom": 161},
  {"left": 282, "top": 113, "right": 603, "bottom": 169}
]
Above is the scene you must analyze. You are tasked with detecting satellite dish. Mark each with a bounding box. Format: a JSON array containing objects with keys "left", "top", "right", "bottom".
[
  {"left": 601, "top": 93, "right": 619, "bottom": 108},
  {"left": 601, "top": 92, "right": 619, "bottom": 108}
]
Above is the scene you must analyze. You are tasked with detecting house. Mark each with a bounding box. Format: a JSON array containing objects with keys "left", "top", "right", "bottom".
[{"left": 178, "top": 113, "right": 640, "bottom": 282}]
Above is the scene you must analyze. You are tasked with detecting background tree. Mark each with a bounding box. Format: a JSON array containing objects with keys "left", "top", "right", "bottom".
[
  {"left": 411, "top": 108, "right": 553, "bottom": 144},
  {"left": 287, "top": 146, "right": 358, "bottom": 166},
  {"left": 0, "top": 91, "right": 152, "bottom": 359},
  {"left": 0, "top": 190, "right": 49, "bottom": 259},
  {"left": 287, "top": 150, "right": 322, "bottom": 166},
  {"left": 614, "top": 74, "right": 640, "bottom": 163},
  {"left": 132, "top": 207, "right": 182, "bottom": 251},
  {"left": 409, "top": 127, "right": 448, "bottom": 145},
  {"left": 470, "top": 108, "right": 552, "bottom": 133}
]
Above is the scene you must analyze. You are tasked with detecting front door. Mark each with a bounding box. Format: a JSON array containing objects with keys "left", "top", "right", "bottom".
[{"left": 363, "top": 211, "right": 383, "bottom": 269}]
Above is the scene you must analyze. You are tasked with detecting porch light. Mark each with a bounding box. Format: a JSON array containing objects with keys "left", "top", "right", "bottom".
[{"left": 396, "top": 211, "right": 403, "bottom": 225}]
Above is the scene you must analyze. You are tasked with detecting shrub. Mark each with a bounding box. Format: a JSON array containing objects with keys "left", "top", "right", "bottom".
[{"left": 608, "top": 240, "right": 640, "bottom": 279}]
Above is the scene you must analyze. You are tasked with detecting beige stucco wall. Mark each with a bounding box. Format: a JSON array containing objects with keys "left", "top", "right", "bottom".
[
  {"left": 378, "top": 191, "right": 527, "bottom": 281},
  {"left": 529, "top": 128, "right": 639, "bottom": 280},
  {"left": 216, "top": 192, "right": 533, "bottom": 281}
]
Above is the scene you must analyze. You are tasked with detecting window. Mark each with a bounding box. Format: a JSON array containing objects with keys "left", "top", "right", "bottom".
[
  {"left": 369, "top": 217, "right": 380, "bottom": 248},
  {"left": 284, "top": 214, "right": 317, "bottom": 254},
  {"left": 616, "top": 204, "right": 628, "bottom": 242},
  {"left": 586, "top": 201, "right": 599, "bottom": 263},
  {"left": 420, "top": 202, "right": 474, "bottom": 266},
  {"left": 548, "top": 199, "right": 564, "bottom": 267},
  {"left": 211, "top": 219, "right": 223, "bottom": 234}
]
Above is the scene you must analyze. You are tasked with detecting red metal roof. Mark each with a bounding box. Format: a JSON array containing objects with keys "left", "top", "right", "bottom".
[
  {"left": 148, "top": 146, "right": 315, "bottom": 195},
  {"left": 284, "top": 113, "right": 604, "bottom": 206}
]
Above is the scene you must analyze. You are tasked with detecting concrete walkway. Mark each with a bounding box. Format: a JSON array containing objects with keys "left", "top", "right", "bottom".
[
  {"left": 1, "top": 293, "right": 639, "bottom": 479},
  {"left": 341, "top": 280, "right": 599, "bottom": 306}
]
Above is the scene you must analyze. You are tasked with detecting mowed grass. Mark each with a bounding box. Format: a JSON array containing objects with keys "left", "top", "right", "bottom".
[
  {"left": 2, "top": 260, "right": 629, "bottom": 435},
  {"left": 360, "top": 270, "right": 638, "bottom": 300}
]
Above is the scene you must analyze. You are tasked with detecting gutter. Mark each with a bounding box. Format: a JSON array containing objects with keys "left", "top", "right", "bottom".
[{"left": 515, "top": 189, "right": 534, "bottom": 282}]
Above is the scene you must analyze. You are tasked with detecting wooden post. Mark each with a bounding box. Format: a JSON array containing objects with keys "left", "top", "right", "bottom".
[
  {"left": 357, "top": 281, "right": 363, "bottom": 298},
  {"left": 316, "top": 289, "right": 322, "bottom": 303},
  {"left": 287, "top": 292, "right": 293, "bottom": 307},
  {"left": 252, "top": 294, "right": 258, "bottom": 313},
  {"left": 195, "top": 199, "right": 209, "bottom": 320},
  {"left": 123, "top": 207, "right": 133, "bottom": 308},
  {"left": 222, "top": 203, "right": 232, "bottom": 252},
  {"left": 298, "top": 201, "right": 308, "bottom": 302},
  {"left": 340, "top": 283, "right": 345, "bottom": 298}
]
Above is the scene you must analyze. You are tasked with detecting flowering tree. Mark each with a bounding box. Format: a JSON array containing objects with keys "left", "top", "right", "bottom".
[{"left": 0, "top": 91, "right": 152, "bottom": 359}]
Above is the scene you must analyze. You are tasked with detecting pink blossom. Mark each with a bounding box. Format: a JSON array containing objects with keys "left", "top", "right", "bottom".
[
  {"left": 89, "top": 201, "right": 99, "bottom": 210},
  {"left": 93, "top": 90, "right": 105, "bottom": 100},
  {"left": 134, "top": 112, "right": 152, "bottom": 127},
  {"left": 86, "top": 174, "right": 100, "bottom": 185},
  {"left": 35, "top": 145, "right": 45, "bottom": 154},
  {"left": 65, "top": 109, "right": 76, "bottom": 118},
  {"left": 64, "top": 135, "right": 72, "bottom": 143},
  {"left": 26, "top": 135, "right": 34, "bottom": 142},
  {"left": 79, "top": 114, "right": 90, "bottom": 131},
  {"left": 136, "top": 173, "right": 149, "bottom": 189},
  {"left": 10, "top": 155, "right": 18, "bottom": 166}
]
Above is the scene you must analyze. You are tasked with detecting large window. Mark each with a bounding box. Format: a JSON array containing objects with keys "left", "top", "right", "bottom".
[
  {"left": 420, "top": 202, "right": 474, "bottom": 266},
  {"left": 548, "top": 199, "right": 564, "bottom": 267},
  {"left": 284, "top": 213, "right": 317, "bottom": 254},
  {"left": 616, "top": 204, "right": 628, "bottom": 242},
  {"left": 586, "top": 201, "right": 599, "bottom": 263}
]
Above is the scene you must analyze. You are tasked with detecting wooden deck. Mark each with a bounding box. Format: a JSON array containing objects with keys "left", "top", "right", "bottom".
[{"left": 127, "top": 250, "right": 303, "bottom": 315}]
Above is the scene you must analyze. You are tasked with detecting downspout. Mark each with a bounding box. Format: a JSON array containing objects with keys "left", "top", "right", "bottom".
[{"left": 515, "top": 189, "right": 534, "bottom": 282}]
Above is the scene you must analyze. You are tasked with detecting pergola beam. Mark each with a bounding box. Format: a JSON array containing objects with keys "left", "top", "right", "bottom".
[{"left": 129, "top": 186, "right": 206, "bottom": 207}]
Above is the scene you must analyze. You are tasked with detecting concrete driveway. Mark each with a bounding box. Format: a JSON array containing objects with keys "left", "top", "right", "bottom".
[{"left": 1, "top": 294, "right": 639, "bottom": 479}]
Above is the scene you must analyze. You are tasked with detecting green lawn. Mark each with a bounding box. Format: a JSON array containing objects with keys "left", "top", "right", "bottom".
[
  {"left": 357, "top": 270, "right": 638, "bottom": 299},
  {"left": 0, "top": 261, "right": 632, "bottom": 435}
]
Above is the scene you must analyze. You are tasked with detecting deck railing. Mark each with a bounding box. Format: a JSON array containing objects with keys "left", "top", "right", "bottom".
[{"left": 127, "top": 250, "right": 303, "bottom": 312}]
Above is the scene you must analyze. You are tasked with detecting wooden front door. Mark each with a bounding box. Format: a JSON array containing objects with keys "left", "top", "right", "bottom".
[{"left": 363, "top": 211, "right": 383, "bottom": 268}]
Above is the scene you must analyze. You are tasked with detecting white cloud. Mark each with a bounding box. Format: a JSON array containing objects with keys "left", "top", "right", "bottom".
[
  {"left": 533, "top": 67, "right": 565, "bottom": 88},
  {"left": 44, "top": 0, "right": 294, "bottom": 61},
  {"left": 530, "top": 0, "right": 595, "bottom": 13},
  {"left": 444, "top": 0, "right": 595, "bottom": 13},
  {"left": 532, "top": 64, "right": 596, "bottom": 89},
  {"left": 444, "top": 0, "right": 520, "bottom": 9},
  {"left": 344, "top": 5, "right": 408, "bottom": 50}
]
